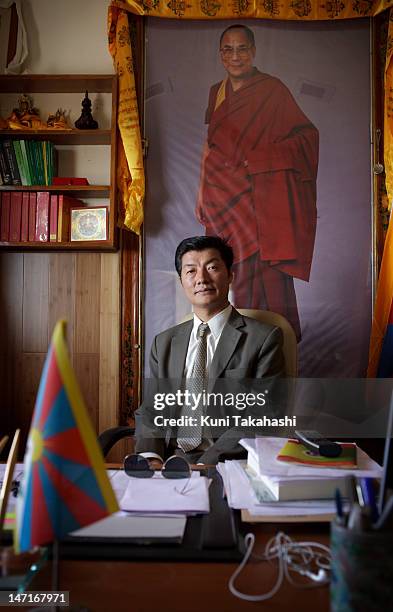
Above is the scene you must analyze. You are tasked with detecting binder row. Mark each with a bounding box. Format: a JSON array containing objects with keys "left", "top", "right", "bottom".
[
  {"left": 0, "top": 139, "right": 57, "bottom": 187},
  {"left": 0, "top": 191, "right": 83, "bottom": 243}
]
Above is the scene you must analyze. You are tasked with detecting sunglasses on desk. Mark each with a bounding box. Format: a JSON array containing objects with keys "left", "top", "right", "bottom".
[{"left": 123, "top": 454, "right": 191, "bottom": 479}]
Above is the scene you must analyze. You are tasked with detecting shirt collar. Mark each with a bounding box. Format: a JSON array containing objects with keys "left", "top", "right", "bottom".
[{"left": 193, "top": 304, "right": 232, "bottom": 340}]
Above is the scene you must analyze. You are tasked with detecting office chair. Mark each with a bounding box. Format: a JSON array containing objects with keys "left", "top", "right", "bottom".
[
  {"left": 237, "top": 308, "right": 297, "bottom": 377},
  {"left": 98, "top": 308, "right": 297, "bottom": 456},
  {"left": 98, "top": 425, "right": 134, "bottom": 457},
  {"left": 181, "top": 308, "right": 298, "bottom": 377}
]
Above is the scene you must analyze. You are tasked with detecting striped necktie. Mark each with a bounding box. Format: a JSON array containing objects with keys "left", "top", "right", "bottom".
[{"left": 177, "top": 322, "right": 209, "bottom": 452}]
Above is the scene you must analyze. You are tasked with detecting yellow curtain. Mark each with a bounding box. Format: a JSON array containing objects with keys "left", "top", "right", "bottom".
[
  {"left": 118, "top": 0, "right": 393, "bottom": 20},
  {"left": 108, "top": 4, "right": 144, "bottom": 234}
]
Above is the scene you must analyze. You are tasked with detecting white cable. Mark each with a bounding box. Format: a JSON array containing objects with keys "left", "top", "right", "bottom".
[{"left": 228, "top": 531, "right": 331, "bottom": 602}]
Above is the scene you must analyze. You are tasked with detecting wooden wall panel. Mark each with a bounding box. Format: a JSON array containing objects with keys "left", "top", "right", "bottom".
[
  {"left": 19, "top": 353, "right": 46, "bottom": 449},
  {"left": 48, "top": 253, "right": 76, "bottom": 357},
  {"left": 0, "top": 253, "right": 24, "bottom": 434},
  {"left": 22, "top": 254, "right": 49, "bottom": 353},
  {"left": 1, "top": 249, "right": 121, "bottom": 456},
  {"left": 75, "top": 254, "right": 100, "bottom": 354},
  {"left": 74, "top": 353, "right": 100, "bottom": 430},
  {"left": 99, "top": 252, "right": 120, "bottom": 433}
]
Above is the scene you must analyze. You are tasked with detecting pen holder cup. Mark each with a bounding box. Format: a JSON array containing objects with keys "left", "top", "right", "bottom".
[{"left": 330, "top": 521, "right": 393, "bottom": 612}]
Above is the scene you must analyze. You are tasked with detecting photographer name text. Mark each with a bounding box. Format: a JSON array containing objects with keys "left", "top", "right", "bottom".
[{"left": 153, "top": 414, "right": 297, "bottom": 428}]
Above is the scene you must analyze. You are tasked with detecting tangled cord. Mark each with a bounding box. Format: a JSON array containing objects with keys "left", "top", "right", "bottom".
[{"left": 229, "top": 531, "right": 331, "bottom": 602}]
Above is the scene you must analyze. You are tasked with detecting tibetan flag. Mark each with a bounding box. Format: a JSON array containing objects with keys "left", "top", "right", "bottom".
[
  {"left": 15, "top": 320, "right": 119, "bottom": 553},
  {"left": 367, "top": 218, "right": 393, "bottom": 378}
]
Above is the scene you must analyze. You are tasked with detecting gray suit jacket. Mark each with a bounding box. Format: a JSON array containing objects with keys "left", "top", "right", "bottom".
[{"left": 135, "top": 307, "right": 285, "bottom": 464}]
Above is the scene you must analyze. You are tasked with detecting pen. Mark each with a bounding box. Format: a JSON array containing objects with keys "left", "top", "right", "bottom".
[
  {"left": 360, "top": 477, "right": 379, "bottom": 523},
  {"left": 335, "top": 488, "right": 346, "bottom": 526}
]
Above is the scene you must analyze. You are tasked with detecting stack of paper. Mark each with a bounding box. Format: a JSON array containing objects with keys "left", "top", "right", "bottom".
[
  {"left": 218, "top": 437, "right": 382, "bottom": 522},
  {"left": 110, "top": 470, "right": 210, "bottom": 515},
  {"left": 217, "top": 460, "right": 340, "bottom": 522}
]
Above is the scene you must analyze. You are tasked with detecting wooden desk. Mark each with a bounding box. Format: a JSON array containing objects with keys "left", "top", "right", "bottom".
[{"left": 32, "top": 523, "right": 330, "bottom": 612}]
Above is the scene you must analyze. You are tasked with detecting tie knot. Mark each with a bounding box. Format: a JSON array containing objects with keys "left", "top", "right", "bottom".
[{"left": 198, "top": 323, "right": 209, "bottom": 339}]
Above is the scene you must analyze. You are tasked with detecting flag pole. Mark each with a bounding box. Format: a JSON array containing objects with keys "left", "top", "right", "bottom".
[
  {"left": 51, "top": 539, "right": 59, "bottom": 612},
  {"left": 0, "top": 430, "right": 20, "bottom": 532}
]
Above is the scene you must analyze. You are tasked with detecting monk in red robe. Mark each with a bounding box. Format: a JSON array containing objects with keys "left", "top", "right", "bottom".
[{"left": 196, "top": 24, "right": 319, "bottom": 340}]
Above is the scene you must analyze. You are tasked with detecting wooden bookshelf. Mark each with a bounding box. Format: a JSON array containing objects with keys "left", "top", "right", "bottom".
[
  {"left": 0, "top": 185, "right": 110, "bottom": 198},
  {"left": 0, "top": 129, "right": 112, "bottom": 145},
  {"left": 0, "top": 74, "right": 118, "bottom": 250}
]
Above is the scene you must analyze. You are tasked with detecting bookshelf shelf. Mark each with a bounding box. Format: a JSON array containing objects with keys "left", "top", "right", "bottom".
[
  {"left": 0, "top": 240, "right": 116, "bottom": 252},
  {"left": 0, "top": 129, "right": 112, "bottom": 145},
  {"left": 0, "top": 185, "right": 110, "bottom": 198},
  {"left": 0, "top": 75, "right": 115, "bottom": 94},
  {"left": 0, "top": 74, "right": 118, "bottom": 250}
]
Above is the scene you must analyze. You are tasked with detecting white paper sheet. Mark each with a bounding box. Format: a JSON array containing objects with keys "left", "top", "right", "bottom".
[
  {"left": 119, "top": 473, "right": 210, "bottom": 514},
  {"left": 70, "top": 511, "right": 187, "bottom": 539}
]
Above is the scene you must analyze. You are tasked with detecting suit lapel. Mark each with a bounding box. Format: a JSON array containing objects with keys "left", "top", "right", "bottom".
[
  {"left": 168, "top": 321, "right": 192, "bottom": 387},
  {"left": 208, "top": 309, "right": 244, "bottom": 391}
]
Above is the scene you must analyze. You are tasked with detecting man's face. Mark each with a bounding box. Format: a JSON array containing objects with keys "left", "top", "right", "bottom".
[
  {"left": 180, "top": 248, "right": 233, "bottom": 315},
  {"left": 220, "top": 29, "right": 255, "bottom": 81}
]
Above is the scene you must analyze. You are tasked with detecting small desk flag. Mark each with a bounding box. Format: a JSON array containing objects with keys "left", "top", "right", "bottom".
[{"left": 15, "top": 320, "right": 119, "bottom": 553}]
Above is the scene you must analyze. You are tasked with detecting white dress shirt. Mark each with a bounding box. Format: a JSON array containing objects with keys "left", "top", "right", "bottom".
[
  {"left": 184, "top": 304, "right": 232, "bottom": 377},
  {"left": 141, "top": 304, "right": 233, "bottom": 463}
]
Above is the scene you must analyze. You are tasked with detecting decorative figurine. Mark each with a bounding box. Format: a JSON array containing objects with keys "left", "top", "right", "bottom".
[
  {"left": 7, "top": 94, "right": 47, "bottom": 130},
  {"left": 74, "top": 91, "right": 98, "bottom": 130},
  {"left": 47, "top": 108, "right": 71, "bottom": 130}
]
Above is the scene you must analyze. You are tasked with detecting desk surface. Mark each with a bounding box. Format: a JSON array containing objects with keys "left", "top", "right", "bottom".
[{"left": 32, "top": 523, "right": 330, "bottom": 612}]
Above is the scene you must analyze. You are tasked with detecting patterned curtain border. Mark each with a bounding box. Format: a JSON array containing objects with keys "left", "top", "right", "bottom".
[{"left": 114, "top": 0, "right": 393, "bottom": 21}]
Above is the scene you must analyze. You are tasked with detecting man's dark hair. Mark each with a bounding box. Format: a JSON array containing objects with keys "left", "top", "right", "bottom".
[
  {"left": 219, "top": 24, "right": 255, "bottom": 47},
  {"left": 175, "top": 236, "right": 234, "bottom": 276}
]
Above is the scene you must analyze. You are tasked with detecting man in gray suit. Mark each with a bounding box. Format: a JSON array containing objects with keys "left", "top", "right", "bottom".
[{"left": 135, "top": 235, "right": 285, "bottom": 465}]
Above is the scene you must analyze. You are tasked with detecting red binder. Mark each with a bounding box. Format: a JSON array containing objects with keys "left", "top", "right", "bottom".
[
  {"left": 20, "top": 192, "right": 29, "bottom": 242},
  {"left": 49, "top": 194, "right": 58, "bottom": 242},
  {"left": 9, "top": 191, "right": 22, "bottom": 242},
  {"left": 28, "top": 192, "right": 37, "bottom": 242},
  {"left": 35, "top": 191, "right": 50, "bottom": 242},
  {"left": 1, "top": 191, "right": 11, "bottom": 241}
]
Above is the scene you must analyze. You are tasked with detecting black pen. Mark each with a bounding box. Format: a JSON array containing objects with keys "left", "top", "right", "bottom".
[{"left": 335, "top": 488, "right": 346, "bottom": 526}]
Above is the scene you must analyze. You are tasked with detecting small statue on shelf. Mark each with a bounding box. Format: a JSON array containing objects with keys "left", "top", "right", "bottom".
[
  {"left": 74, "top": 91, "right": 98, "bottom": 130},
  {"left": 7, "top": 94, "right": 47, "bottom": 130},
  {"left": 46, "top": 108, "right": 71, "bottom": 130}
]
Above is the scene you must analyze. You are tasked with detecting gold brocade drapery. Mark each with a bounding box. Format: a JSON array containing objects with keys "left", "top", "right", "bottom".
[
  {"left": 118, "top": 0, "right": 393, "bottom": 20},
  {"left": 384, "top": 11, "right": 393, "bottom": 210},
  {"left": 367, "top": 9, "right": 393, "bottom": 375},
  {"left": 108, "top": 4, "right": 144, "bottom": 234}
]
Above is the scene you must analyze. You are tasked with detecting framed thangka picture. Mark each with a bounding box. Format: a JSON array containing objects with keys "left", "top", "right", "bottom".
[{"left": 143, "top": 18, "right": 372, "bottom": 378}]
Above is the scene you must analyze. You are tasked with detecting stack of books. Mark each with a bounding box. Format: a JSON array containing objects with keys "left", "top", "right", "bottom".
[
  {"left": 242, "top": 437, "right": 381, "bottom": 502},
  {"left": 0, "top": 140, "right": 56, "bottom": 187},
  {"left": 217, "top": 437, "right": 383, "bottom": 523},
  {"left": 0, "top": 191, "right": 84, "bottom": 243}
]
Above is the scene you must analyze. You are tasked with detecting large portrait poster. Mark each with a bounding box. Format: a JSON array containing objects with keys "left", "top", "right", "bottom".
[{"left": 144, "top": 18, "right": 371, "bottom": 378}]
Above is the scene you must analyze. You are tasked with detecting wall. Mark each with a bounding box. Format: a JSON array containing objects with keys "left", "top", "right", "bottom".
[{"left": 0, "top": 0, "right": 127, "bottom": 460}]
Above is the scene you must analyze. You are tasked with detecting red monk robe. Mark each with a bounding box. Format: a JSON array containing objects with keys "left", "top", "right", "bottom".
[{"left": 196, "top": 69, "right": 319, "bottom": 340}]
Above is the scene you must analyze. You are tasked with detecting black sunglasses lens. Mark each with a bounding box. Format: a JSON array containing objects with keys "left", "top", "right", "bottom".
[
  {"left": 124, "top": 454, "right": 153, "bottom": 478},
  {"left": 162, "top": 457, "right": 191, "bottom": 479}
]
